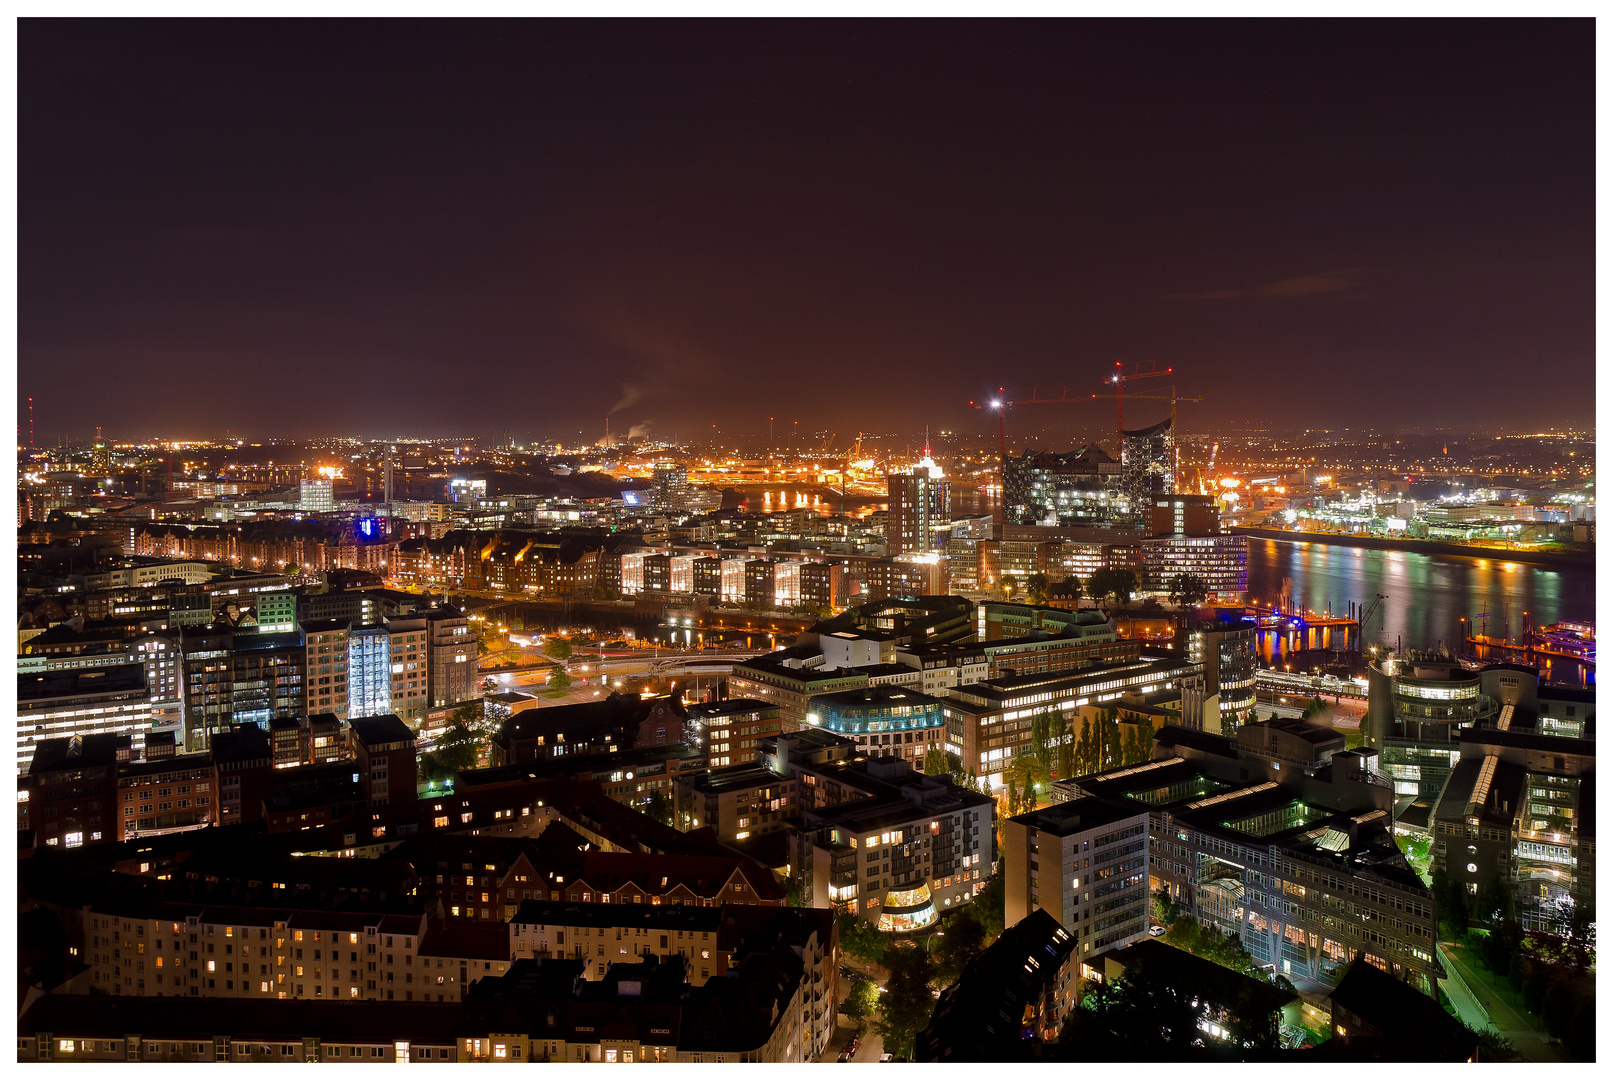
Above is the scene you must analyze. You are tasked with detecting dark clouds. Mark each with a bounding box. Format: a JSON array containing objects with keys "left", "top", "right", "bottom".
[{"left": 19, "top": 19, "right": 1593, "bottom": 442}]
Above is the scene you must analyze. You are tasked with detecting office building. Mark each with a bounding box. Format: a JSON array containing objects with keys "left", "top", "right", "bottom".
[
  {"left": 804, "top": 684, "right": 947, "bottom": 767},
  {"left": 1003, "top": 797, "right": 1153, "bottom": 957},
  {"left": 940, "top": 656, "right": 1202, "bottom": 789},
  {"left": 1120, "top": 416, "right": 1176, "bottom": 523},
  {"left": 1184, "top": 623, "right": 1258, "bottom": 730},
  {"left": 1058, "top": 717, "right": 1440, "bottom": 993},
  {"left": 650, "top": 463, "right": 690, "bottom": 514},
  {"left": 886, "top": 460, "right": 951, "bottom": 555},
  {"left": 17, "top": 665, "right": 152, "bottom": 772},
  {"left": 349, "top": 714, "right": 418, "bottom": 808},
  {"left": 347, "top": 623, "right": 393, "bottom": 719},
  {"left": 1429, "top": 690, "right": 1595, "bottom": 936},
  {"left": 1365, "top": 653, "right": 1509, "bottom": 814},
  {"left": 298, "top": 478, "right": 335, "bottom": 512}
]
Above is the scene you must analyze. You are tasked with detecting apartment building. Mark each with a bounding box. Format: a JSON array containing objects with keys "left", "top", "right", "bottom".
[{"left": 1003, "top": 797, "right": 1153, "bottom": 958}]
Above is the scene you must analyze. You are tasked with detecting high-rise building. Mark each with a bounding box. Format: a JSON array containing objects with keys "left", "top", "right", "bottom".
[
  {"left": 886, "top": 459, "right": 950, "bottom": 555},
  {"left": 1121, "top": 416, "right": 1175, "bottom": 524},
  {"left": 650, "top": 463, "right": 690, "bottom": 514},
  {"left": 347, "top": 622, "right": 393, "bottom": 719},
  {"left": 298, "top": 478, "right": 335, "bottom": 512},
  {"left": 1184, "top": 623, "right": 1258, "bottom": 730},
  {"left": 1003, "top": 797, "right": 1153, "bottom": 956},
  {"left": 424, "top": 607, "right": 477, "bottom": 711}
]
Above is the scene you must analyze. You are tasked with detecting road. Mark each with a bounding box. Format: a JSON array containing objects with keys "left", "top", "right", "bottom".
[
  {"left": 1437, "top": 942, "right": 1564, "bottom": 1063},
  {"left": 817, "top": 964, "right": 889, "bottom": 1063}
]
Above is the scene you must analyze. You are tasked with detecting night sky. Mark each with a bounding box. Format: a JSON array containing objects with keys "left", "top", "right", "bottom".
[{"left": 20, "top": 20, "right": 1594, "bottom": 444}]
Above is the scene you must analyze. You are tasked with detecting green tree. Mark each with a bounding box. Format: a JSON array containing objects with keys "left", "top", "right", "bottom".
[
  {"left": 1430, "top": 865, "right": 1469, "bottom": 939},
  {"left": 1025, "top": 572, "right": 1050, "bottom": 607},
  {"left": 843, "top": 978, "right": 880, "bottom": 1030},
  {"left": 1165, "top": 572, "right": 1210, "bottom": 611},
  {"left": 1059, "top": 576, "right": 1084, "bottom": 604},
  {"left": 932, "top": 910, "right": 988, "bottom": 986},
  {"left": 872, "top": 945, "right": 936, "bottom": 1061},
  {"left": 543, "top": 636, "right": 573, "bottom": 661},
  {"left": 922, "top": 747, "right": 948, "bottom": 777},
  {"left": 1300, "top": 695, "right": 1328, "bottom": 719},
  {"left": 548, "top": 668, "right": 573, "bottom": 691},
  {"left": 282, "top": 562, "right": 300, "bottom": 576},
  {"left": 836, "top": 907, "right": 889, "bottom": 967},
  {"left": 974, "top": 862, "right": 1006, "bottom": 939},
  {"left": 421, "top": 718, "right": 480, "bottom": 781},
  {"left": 1476, "top": 874, "right": 1514, "bottom": 929},
  {"left": 1056, "top": 726, "right": 1075, "bottom": 780},
  {"left": 644, "top": 788, "right": 675, "bottom": 827},
  {"left": 1151, "top": 887, "right": 1182, "bottom": 926}
]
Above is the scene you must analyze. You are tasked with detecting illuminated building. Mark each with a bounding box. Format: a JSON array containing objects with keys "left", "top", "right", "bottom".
[
  {"left": 1001, "top": 443, "right": 1126, "bottom": 527},
  {"left": 303, "top": 619, "right": 350, "bottom": 717},
  {"left": 1183, "top": 623, "right": 1257, "bottom": 729},
  {"left": 886, "top": 459, "right": 950, "bottom": 555},
  {"left": 728, "top": 645, "right": 871, "bottom": 730},
  {"left": 1134, "top": 533, "right": 1249, "bottom": 599},
  {"left": 650, "top": 462, "right": 690, "bottom": 513},
  {"left": 1365, "top": 654, "right": 1502, "bottom": 811},
  {"left": 1002, "top": 797, "right": 1152, "bottom": 956},
  {"left": 424, "top": 607, "right": 477, "bottom": 711},
  {"left": 1121, "top": 416, "right": 1176, "bottom": 525},
  {"left": 941, "top": 657, "right": 1202, "bottom": 788},
  {"left": 793, "top": 748, "right": 995, "bottom": 931},
  {"left": 256, "top": 589, "right": 299, "bottom": 634},
  {"left": 386, "top": 616, "right": 430, "bottom": 722},
  {"left": 685, "top": 698, "right": 784, "bottom": 768},
  {"left": 804, "top": 685, "right": 947, "bottom": 767},
  {"left": 1060, "top": 719, "right": 1441, "bottom": 993},
  {"left": 298, "top": 478, "right": 335, "bottom": 512},
  {"left": 1427, "top": 678, "right": 1594, "bottom": 935}
]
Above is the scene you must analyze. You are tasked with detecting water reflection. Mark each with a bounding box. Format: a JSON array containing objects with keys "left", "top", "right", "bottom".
[{"left": 1247, "top": 539, "right": 1593, "bottom": 653}]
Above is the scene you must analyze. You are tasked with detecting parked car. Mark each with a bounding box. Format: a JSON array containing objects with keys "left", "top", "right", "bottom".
[
  {"left": 879, "top": 1054, "right": 895, "bottom": 1063},
  {"left": 843, "top": 1038, "right": 859, "bottom": 1057},
  {"left": 1148, "top": 924, "right": 1167, "bottom": 937}
]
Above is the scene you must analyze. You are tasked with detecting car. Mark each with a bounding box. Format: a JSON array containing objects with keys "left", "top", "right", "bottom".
[
  {"left": 837, "top": 1051, "right": 851, "bottom": 1063},
  {"left": 1148, "top": 924, "right": 1167, "bottom": 937},
  {"left": 843, "top": 1038, "right": 859, "bottom": 1056},
  {"left": 879, "top": 1054, "right": 895, "bottom": 1063}
]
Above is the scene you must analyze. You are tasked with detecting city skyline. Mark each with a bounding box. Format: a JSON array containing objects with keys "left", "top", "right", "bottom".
[{"left": 21, "top": 20, "right": 1593, "bottom": 438}]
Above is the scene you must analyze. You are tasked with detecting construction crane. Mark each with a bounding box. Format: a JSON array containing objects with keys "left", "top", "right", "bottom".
[
  {"left": 1107, "top": 361, "right": 1173, "bottom": 441},
  {"left": 1359, "top": 593, "right": 1388, "bottom": 651}
]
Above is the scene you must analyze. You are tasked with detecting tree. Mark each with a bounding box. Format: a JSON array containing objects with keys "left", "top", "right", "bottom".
[
  {"left": 1300, "top": 695, "right": 1328, "bottom": 720},
  {"left": 1025, "top": 572, "right": 1050, "bottom": 607},
  {"left": 543, "top": 636, "right": 573, "bottom": 661},
  {"left": 1087, "top": 567, "right": 1138, "bottom": 611},
  {"left": 282, "top": 562, "right": 300, "bottom": 576},
  {"left": 872, "top": 945, "right": 936, "bottom": 1061},
  {"left": 644, "top": 788, "right": 674, "bottom": 827},
  {"left": 1430, "top": 866, "right": 1470, "bottom": 939},
  {"left": 836, "top": 908, "right": 889, "bottom": 967},
  {"left": 1165, "top": 573, "right": 1210, "bottom": 613},
  {"left": 843, "top": 978, "right": 880, "bottom": 1030},
  {"left": 421, "top": 718, "right": 480, "bottom": 781},
  {"left": 548, "top": 668, "right": 573, "bottom": 691},
  {"left": 932, "top": 910, "right": 988, "bottom": 986},
  {"left": 1476, "top": 874, "right": 1514, "bottom": 929},
  {"left": 974, "top": 862, "right": 1005, "bottom": 939},
  {"left": 922, "top": 747, "right": 949, "bottom": 778},
  {"left": 1151, "top": 887, "right": 1182, "bottom": 926}
]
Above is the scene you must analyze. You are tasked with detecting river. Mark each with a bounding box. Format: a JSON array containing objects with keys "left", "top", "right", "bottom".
[{"left": 1245, "top": 537, "right": 1596, "bottom": 653}]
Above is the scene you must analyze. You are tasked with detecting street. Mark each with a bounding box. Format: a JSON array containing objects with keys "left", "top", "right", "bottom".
[
  {"left": 817, "top": 964, "right": 890, "bottom": 1063},
  {"left": 1437, "top": 942, "right": 1564, "bottom": 1063}
]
